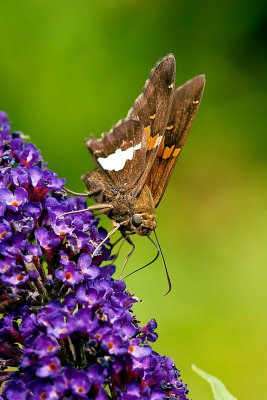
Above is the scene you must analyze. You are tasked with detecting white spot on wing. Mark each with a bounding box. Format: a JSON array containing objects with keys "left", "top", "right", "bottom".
[{"left": 98, "top": 143, "right": 141, "bottom": 172}]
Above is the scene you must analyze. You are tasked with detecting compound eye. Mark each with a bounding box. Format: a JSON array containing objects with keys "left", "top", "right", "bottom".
[{"left": 132, "top": 214, "right": 142, "bottom": 228}]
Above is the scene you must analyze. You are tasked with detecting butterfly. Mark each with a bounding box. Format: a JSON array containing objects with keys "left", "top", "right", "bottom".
[{"left": 65, "top": 54, "right": 205, "bottom": 293}]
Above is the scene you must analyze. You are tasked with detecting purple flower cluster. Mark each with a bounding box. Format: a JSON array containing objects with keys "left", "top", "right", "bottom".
[{"left": 0, "top": 112, "right": 189, "bottom": 399}]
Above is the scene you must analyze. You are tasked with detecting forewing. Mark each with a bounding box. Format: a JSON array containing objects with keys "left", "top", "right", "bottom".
[
  {"left": 86, "top": 119, "right": 147, "bottom": 190},
  {"left": 128, "top": 54, "right": 176, "bottom": 195},
  {"left": 146, "top": 74, "right": 205, "bottom": 207}
]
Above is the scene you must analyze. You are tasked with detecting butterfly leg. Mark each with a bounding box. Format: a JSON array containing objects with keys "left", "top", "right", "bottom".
[
  {"left": 92, "top": 223, "right": 121, "bottom": 257},
  {"left": 109, "top": 234, "right": 125, "bottom": 262},
  {"left": 110, "top": 234, "right": 124, "bottom": 250},
  {"left": 57, "top": 203, "right": 113, "bottom": 219},
  {"left": 120, "top": 236, "right": 135, "bottom": 280},
  {"left": 63, "top": 187, "right": 89, "bottom": 197}
]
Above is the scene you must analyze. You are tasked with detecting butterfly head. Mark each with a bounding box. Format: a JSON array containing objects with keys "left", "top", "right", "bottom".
[{"left": 129, "top": 212, "right": 156, "bottom": 236}]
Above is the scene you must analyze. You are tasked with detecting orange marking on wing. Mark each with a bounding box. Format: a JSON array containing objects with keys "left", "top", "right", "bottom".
[
  {"left": 166, "top": 124, "right": 174, "bottom": 131},
  {"left": 162, "top": 145, "right": 175, "bottom": 159},
  {"left": 149, "top": 114, "right": 156, "bottom": 120},
  {"left": 157, "top": 136, "right": 165, "bottom": 157},
  {"left": 148, "top": 133, "right": 160, "bottom": 150},
  {"left": 144, "top": 126, "right": 151, "bottom": 144},
  {"left": 172, "top": 147, "right": 181, "bottom": 157}
]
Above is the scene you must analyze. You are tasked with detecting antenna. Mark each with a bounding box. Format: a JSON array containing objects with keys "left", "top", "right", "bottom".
[
  {"left": 154, "top": 230, "right": 172, "bottom": 295},
  {"left": 123, "top": 231, "right": 172, "bottom": 295},
  {"left": 123, "top": 235, "right": 159, "bottom": 279}
]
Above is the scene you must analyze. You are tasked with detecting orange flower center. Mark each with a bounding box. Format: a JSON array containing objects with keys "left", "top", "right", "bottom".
[
  {"left": 48, "top": 362, "right": 57, "bottom": 371},
  {"left": 65, "top": 272, "right": 72, "bottom": 280},
  {"left": 107, "top": 341, "right": 114, "bottom": 350}
]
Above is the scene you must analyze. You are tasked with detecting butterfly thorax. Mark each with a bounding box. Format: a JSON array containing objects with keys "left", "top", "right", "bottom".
[
  {"left": 116, "top": 185, "right": 157, "bottom": 236},
  {"left": 82, "top": 169, "right": 156, "bottom": 236}
]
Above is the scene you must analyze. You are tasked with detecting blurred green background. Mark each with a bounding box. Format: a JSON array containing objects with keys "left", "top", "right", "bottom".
[{"left": 1, "top": 0, "right": 267, "bottom": 398}]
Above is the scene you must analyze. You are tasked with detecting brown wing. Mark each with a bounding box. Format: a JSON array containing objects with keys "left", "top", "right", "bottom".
[
  {"left": 146, "top": 74, "right": 205, "bottom": 207},
  {"left": 86, "top": 54, "right": 176, "bottom": 194},
  {"left": 128, "top": 54, "right": 176, "bottom": 196},
  {"left": 86, "top": 119, "right": 147, "bottom": 190}
]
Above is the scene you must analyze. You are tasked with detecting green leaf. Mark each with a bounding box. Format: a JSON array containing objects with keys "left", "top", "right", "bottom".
[{"left": 192, "top": 364, "right": 237, "bottom": 400}]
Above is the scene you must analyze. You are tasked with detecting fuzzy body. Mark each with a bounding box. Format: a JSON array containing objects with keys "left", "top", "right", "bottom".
[{"left": 82, "top": 168, "right": 156, "bottom": 235}]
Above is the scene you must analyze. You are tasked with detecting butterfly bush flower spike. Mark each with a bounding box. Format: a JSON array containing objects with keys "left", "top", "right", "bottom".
[{"left": 0, "top": 112, "right": 188, "bottom": 399}]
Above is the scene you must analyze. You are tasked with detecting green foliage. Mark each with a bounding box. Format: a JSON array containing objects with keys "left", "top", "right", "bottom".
[{"left": 192, "top": 365, "right": 237, "bottom": 400}]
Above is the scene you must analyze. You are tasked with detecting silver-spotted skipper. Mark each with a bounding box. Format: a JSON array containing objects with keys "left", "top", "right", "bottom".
[{"left": 65, "top": 54, "right": 205, "bottom": 293}]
